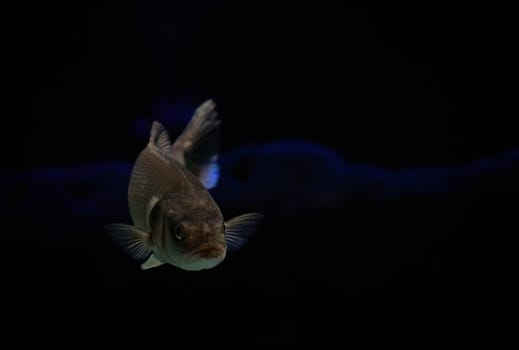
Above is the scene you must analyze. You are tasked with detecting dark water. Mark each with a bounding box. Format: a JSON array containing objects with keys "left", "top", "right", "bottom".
[{"left": 2, "top": 2, "right": 516, "bottom": 344}]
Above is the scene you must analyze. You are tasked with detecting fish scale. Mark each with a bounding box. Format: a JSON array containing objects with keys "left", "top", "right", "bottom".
[{"left": 128, "top": 145, "right": 187, "bottom": 232}]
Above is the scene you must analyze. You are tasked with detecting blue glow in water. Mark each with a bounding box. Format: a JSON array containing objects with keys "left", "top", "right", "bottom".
[{"left": 2, "top": 141, "right": 518, "bottom": 238}]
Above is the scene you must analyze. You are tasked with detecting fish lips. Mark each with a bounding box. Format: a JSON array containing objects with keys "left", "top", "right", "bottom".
[
  {"left": 191, "top": 242, "right": 227, "bottom": 260},
  {"left": 180, "top": 242, "right": 226, "bottom": 270}
]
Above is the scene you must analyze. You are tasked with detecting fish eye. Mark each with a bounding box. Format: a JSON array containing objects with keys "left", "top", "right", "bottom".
[{"left": 173, "top": 225, "right": 185, "bottom": 241}]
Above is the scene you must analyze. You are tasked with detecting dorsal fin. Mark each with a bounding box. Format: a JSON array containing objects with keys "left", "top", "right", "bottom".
[{"left": 149, "top": 121, "right": 172, "bottom": 153}]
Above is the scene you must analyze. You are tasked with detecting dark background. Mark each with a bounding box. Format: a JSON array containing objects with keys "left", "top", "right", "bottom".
[{"left": 2, "top": 1, "right": 516, "bottom": 344}]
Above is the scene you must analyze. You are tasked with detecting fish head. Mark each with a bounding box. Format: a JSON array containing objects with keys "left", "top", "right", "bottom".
[{"left": 156, "top": 208, "right": 227, "bottom": 271}]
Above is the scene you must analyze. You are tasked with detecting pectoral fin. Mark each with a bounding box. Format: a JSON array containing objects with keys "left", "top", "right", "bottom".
[
  {"left": 141, "top": 254, "right": 165, "bottom": 270},
  {"left": 225, "top": 213, "right": 264, "bottom": 251},
  {"left": 105, "top": 223, "right": 152, "bottom": 260}
]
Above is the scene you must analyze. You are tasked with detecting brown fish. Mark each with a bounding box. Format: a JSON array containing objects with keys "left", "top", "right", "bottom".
[{"left": 105, "top": 99, "right": 263, "bottom": 271}]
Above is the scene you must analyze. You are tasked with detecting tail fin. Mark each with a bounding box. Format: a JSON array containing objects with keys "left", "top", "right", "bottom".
[
  {"left": 171, "top": 99, "right": 221, "bottom": 189},
  {"left": 177, "top": 99, "right": 220, "bottom": 147}
]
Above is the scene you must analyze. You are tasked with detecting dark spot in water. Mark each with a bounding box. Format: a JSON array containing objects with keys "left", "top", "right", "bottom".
[
  {"left": 232, "top": 156, "right": 255, "bottom": 181},
  {"left": 5, "top": 184, "right": 28, "bottom": 206},
  {"left": 68, "top": 183, "right": 92, "bottom": 201}
]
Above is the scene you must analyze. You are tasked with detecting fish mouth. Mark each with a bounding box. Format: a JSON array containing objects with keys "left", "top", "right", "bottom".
[
  {"left": 179, "top": 243, "right": 226, "bottom": 271},
  {"left": 191, "top": 243, "right": 226, "bottom": 260}
]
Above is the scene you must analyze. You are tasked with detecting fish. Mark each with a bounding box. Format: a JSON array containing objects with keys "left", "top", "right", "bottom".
[{"left": 105, "top": 99, "right": 263, "bottom": 271}]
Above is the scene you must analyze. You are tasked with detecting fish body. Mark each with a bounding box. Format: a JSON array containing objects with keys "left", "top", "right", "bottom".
[{"left": 106, "top": 100, "right": 263, "bottom": 271}]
